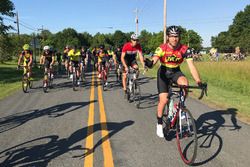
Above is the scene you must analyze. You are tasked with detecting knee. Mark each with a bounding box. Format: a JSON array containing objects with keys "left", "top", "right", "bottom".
[{"left": 159, "top": 98, "right": 168, "bottom": 106}]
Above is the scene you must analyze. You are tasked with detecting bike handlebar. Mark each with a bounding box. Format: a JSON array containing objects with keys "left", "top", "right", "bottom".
[{"left": 172, "top": 82, "right": 208, "bottom": 100}]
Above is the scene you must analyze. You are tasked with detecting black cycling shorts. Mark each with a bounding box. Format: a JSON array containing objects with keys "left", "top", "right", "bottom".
[
  {"left": 71, "top": 61, "right": 79, "bottom": 68},
  {"left": 45, "top": 59, "right": 52, "bottom": 69},
  {"left": 157, "top": 66, "right": 185, "bottom": 94},
  {"left": 125, "top": 58, "right": 137, "bottom": 67}
]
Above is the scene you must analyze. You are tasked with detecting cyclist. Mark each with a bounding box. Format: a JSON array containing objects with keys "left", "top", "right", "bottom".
[
  {"left": 97, "top": 45, "right": 109, "bottom": 85},
  {"left": 114, "top": 46, "right": 122, "bottom": 68},
  {"left": 55, "top": 50, "right": 62, "bottom": 74},
  {"left": 40, "top": 45, "right": 55, "bottom": 84},
  {"left": 121, "top": 33, "right": 145, "bottom": 95},
  {"left": 144, "top": 25, "right": 203, "bottom": 138},
  {"left": 17, "top": 44, "right": 33, "bottom": 78},
  {"left": 91, "top": 47, "right": 98, "bottom": 71},
  {"left": 80, "top": 46, "right": 88, "bottom": 75},
  {"left": 63, "top": 45, "right": 71, "bottom": 74},
  {"left": 68, "top": 46, "right": 81, "bottom": 85},
  {"left": 107, "top": 46, "right": 114, "bottom": 70}
]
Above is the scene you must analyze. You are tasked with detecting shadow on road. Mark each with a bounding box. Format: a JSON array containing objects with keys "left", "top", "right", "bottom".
[
  {"left": 0, "top": 101, "right": 96, "bottom": 133},
  {"left": 192, "top": 108, "right": 241, "bottom": 166},
  {"left": 0, "top": 120, "right": 134, "bottom": 167}
]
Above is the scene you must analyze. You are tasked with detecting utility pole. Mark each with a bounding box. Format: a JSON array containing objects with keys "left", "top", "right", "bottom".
[
  {"left": 134, "top": 8, "right": 139, "bottom": 35},
  {"left": 16, "top": 11, "right": 20, "bottom": 38},
  {"left": 163, "top": 0, "right": 167, "bottom": 43}
]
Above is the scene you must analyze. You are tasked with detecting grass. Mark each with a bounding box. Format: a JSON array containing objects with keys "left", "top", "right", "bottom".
[
  {"left": 143, "top": 55, "right": 250, "bottom": 123},
  {"left": 0, "top": 60, "right": 43, "bottom": 99}
]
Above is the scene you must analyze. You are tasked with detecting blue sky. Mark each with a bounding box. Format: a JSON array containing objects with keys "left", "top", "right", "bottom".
[{"left": 5, "top": 0, "right": 250, "bottom": 47}]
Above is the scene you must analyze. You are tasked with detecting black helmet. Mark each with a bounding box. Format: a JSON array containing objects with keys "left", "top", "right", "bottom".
[
  {"left": 99, "top": 45, "right": 105, "bottom": 49},
  {"left": 166, "top": 25, "right": 180, "bottom": 36}
]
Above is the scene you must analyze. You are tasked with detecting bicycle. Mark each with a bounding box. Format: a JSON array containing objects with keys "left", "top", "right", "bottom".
[
  {"left": 162, "top": 82, "right": 207, "bottom": 165},
  {"left": 18, "top": 65, "right": 33, "bottom": 93},
  {"left": 40, "top": 65, "right": 54, "bottom": 93},
  {"left": 100, "top": 61, "right": 109, "bottom": 91},
  {"left": 116, "top": 63, "right": 123, "bottom": 83},
  {"left": 126, "top": 67, "right": 141, "bottom": 108},
  {"left": 80, "top": 61, "right": 86, "bottom": 83},
  {"left": 70, "top": 61, "right": 81, "bottom": 91}
]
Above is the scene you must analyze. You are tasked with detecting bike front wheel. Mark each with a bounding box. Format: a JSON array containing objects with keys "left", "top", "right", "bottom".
[
  {"left": 133, "top": 81, "right": 141, "bottom": 108},
  {"left": 176, "top": 108, "right": 197, "bottom": 165},
  {"left": 22, "top": 76, "right": 28, "bottom": 93}
]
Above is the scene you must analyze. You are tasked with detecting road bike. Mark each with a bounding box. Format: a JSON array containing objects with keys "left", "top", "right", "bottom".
[
  {"left": 71, "top": 62, "right": 81, "bottom": 91},
  {"left": 80, "top": 61, "right": 86, "bottom": 83},
  {"left": 163, "top": 82, "right": 207, "bottom": 165},
  {"left": 100, "top": 61, "right": 109, "bottom": 91},
  {"left": 126, "top": 67, "right": 141, "bottom": 108},
  {"left": 19, "top": 65, "right": 33, "bottom": 93},
  {"left": 116, "top": 63, "right": 122, "bottom": 83},
  {"left": 41, "top": 65, "right": 54, "bottom": 93}
]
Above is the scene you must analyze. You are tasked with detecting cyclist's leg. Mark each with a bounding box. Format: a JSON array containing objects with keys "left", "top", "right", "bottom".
[
  {"left": 131, "top": 60, "right": 139, "bottom": 78},
  {"left": 174, "top": 72, "right": 188, "bottom": 97},
  {"left": 157, "top": 68, "right": 170, "bottom": 120},
  {"left": 122, "top": 59, "right": 131, "bottom": 92}
]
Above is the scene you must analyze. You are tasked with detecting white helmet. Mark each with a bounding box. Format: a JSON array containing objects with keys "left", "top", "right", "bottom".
[
  {"left": 131, "top": 33, "right": 138, "bottom": 40},
  {"left": 43, "top": 45, "right": 50, "bottom": 51}
]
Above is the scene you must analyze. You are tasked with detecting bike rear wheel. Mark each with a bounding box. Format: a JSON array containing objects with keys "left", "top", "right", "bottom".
[{"left": 176, "top": 108, "right": 197, "bottom": 165}]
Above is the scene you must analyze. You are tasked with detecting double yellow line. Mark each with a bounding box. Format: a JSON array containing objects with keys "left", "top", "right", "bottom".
[{"left": 84, "top": 72, "right": 114, "bottom": 167}]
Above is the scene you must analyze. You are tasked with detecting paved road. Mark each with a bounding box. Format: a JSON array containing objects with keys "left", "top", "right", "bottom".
[{"left": 0, "top": 66, "right": 249, "bottom": 167}]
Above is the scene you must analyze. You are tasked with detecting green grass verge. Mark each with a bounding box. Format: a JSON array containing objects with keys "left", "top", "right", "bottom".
[
  {"left": 142, "top": 56, "right": 250, "bottom": 122},
  {"left": 0, "top": 61, "right": 43, "bottom": 99}
]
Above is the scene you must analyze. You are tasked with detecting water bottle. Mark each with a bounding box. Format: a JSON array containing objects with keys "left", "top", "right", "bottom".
[{"left": 168, "top": 99, "right": 174, "bottom": 121}]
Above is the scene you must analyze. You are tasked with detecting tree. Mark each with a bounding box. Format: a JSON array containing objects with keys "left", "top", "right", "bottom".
[
  {"left": 212, "top": 5, "right": 250, "bottom": 53},
  {"left": 0, "top": 0, "right": 15, "bottom": 35}
]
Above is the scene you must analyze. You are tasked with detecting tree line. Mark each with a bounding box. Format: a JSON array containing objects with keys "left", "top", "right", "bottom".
[{"left": 211, "top": 5, "right": 250, "bottom": 53}]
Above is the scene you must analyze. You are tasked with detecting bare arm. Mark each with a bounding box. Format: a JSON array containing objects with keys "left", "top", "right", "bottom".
[{"left": 186, "top": 59, "right": 201, "bottom": 84}]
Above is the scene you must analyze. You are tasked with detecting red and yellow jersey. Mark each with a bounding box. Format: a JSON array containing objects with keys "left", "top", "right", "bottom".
[{"left": 154, "top": 44, "right": 193, "bottom": 68}]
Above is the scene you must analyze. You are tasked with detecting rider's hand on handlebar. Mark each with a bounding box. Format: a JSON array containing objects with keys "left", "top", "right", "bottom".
[
  {"left": 17, "top": 65, "right": 20, "bottom": 70},
  {"left": 144, "top": 58, "right": 154, "bottom": 69}
]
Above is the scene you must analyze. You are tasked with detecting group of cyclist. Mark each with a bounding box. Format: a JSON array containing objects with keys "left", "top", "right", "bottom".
[{"left": 17, "top": 25, "right": 204, "bottom": 138}]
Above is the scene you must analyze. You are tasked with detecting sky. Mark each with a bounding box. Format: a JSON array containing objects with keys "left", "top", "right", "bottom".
[{"left": 4, "top": 0, "right": 250, "bottom": 47}]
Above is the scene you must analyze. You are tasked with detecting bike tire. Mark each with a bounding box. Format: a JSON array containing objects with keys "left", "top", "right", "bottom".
[
  {"left": 72, "top": 72, "right": 77, "bottom": 91},
  {"left": 28, "top": 79, "right": 33, "bottom": 89},
  {"left": 176, "top": 108, "right": 197, "bottom": 165},
  {"left": 102, "top": 71, "right": 106, "bottom": 91},
  {"left": 22, "top": 76, "right": 28, "bottom": 93},
  {"left": 43, "top": 80, "right": 48, "bottom": 93},
  {"left": 133, "top": 81, "right": 141, "bottom": 108}
]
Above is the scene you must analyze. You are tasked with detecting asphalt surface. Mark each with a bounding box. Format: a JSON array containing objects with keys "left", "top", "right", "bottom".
[{"left": 0, "top": 65, "right": 250, "bottom": 167}]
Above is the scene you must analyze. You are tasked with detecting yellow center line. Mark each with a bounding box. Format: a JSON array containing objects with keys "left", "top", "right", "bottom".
[
  {"left": 84, "top": 71, "right": 95, "bottom": 167},
  {"left": 98, "top": 81, "right": 114, "bottom": 167}
]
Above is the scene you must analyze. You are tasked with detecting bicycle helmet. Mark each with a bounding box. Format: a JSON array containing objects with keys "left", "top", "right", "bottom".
[
  {"left": 43, "top": 45, "right": 50, "bottom": 51},
  {"left": 99, "top": 45, "right": 105, "bottom": 49},
  {"left": 23, "top": 44, "right": 30, "bottom": 50},
  {"left": 166, "top": 25, "right": 180, "bottom": 36},
  {"left": 130, "top": 33, "right": 139, "bottom": 40}
]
